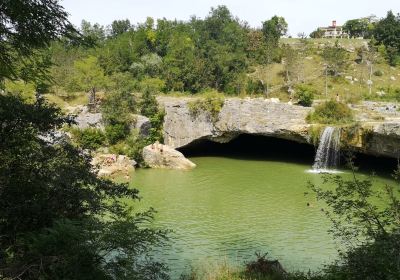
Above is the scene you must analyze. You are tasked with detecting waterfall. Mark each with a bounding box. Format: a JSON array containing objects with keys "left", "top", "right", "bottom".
[{"left": 312, "top": 127, "right": 341, "bottom": 172}]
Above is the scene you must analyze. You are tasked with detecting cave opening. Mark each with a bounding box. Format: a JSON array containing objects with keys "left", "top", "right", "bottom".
[{"left": 178, "top": 134, "right": 398, "bottom": 176}]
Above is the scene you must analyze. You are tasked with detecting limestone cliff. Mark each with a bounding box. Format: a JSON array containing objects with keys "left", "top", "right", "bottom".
[{"left": 160, "top": 97, "right": 400, "bottom": 159}]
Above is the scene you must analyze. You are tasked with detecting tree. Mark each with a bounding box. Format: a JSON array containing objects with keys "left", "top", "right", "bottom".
[
  {"left": 262, "top": 16, "right": 288, "bottom": 46},
  {"left": 282, "top": 44, "right": 301, "bottom": 91},
  {"left": 0, "top": 0, "right": 77, "bottom": 82},
  {"left": 309, "top": 28, "right": 324, "bottom": 38},
  {"left": 373, "top": 11, "right": 400, "bottom": 66},
  {"left": 308, "top": 160, "right": 400, "bottom": 279},
  {"left": 0, "top": 95, "right": 168, "bottom": 279},
  {"left": 71, "top": 55, "right": 108, "bottom": 108},
  {"left": 343, "top": 18, "right": 369, "bottom": 38},
  {"left": 110, "top": 19, "right": 132, "bottom": 37},
  {"left": 80, "top": 20, "right": 106, "bottom": 45},
  {"left": 322, "top": 42, "right": 349, "bottom": 77}
]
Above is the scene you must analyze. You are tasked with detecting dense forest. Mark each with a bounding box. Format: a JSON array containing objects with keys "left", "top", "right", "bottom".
[{"left": 1, "top": 1, "right": 400, "bottom": 279}]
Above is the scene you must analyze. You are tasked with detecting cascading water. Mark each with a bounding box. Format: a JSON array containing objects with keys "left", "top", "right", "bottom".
[{"left": 312, "top": 127, "right": 341, "bottom": 172}]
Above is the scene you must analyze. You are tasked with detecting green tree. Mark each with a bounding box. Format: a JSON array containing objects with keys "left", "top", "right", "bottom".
[
  {"left": 71, "top": 55, "right": 108, "bottom": 102},
  {"left": 322, "top": 42, "right": 349, "bottom": 77},
  {"left": 0, "top": 95, "right": 168, "bottom": 279},
  {"left": 343, "top": 18, "right": 369, "bottom": 38},
  {"left": 80, "top": 20, "right": 106, "bottom": 45},
  {"left": 309, "top": 28, "right": 324, "bottom": 38},
  {"left": 373, "top": 11, "right": 400, "bottom": 66},
  {"left": 262, "top": 16, "right": 288, "bottom": 46},
  {"left": 110, "top": 19, "right": 132, "bottom": 37},
  {"left": 308, "top": 161, "right": 400, "bottom": 279},
  {"left": 0, "top": 0, "right": 77, "bottom": 83},
  {"left": 140, "top": 88, "right": 164, "bottom": 143}
]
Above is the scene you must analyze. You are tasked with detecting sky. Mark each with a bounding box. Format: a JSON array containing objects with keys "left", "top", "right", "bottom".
[{"left": 61, "top": 0, "right": 400, "bottom": 36}]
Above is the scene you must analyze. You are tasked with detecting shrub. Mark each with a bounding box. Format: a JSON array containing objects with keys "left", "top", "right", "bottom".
[
  {"left": 188, "top": 91, "right": 225, "bottom": 122},
  {"left": 140, "top": 88, "right": 159, "bottom": 118},
  {"left": 246, "top": 79, "right": 265, "bottom": 95},
  {"left": 373, "top": 69, "right": 383, "bottom": 76},
  {"left": 70, "top": 127, "right": 106, "bottom": 150},
  {"left": 139, "top": 77, "right": 166, "bottom": 92},
  {"left": 109, "top": 131, "right": 146, "bottom": 165},
  {"left": 295, "top": 85, "right": 316, "bottom": 107},
  {"left": 101, "top": 90, "right": 136, "bottom": 125},
  {"left": 306, "top": 100, "right": 354, "bottom": 124},
  {"left": 105, "top": 123, "right": 129, "bottom": 144}
]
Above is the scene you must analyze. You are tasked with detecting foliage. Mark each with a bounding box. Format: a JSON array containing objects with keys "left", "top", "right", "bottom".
[
  {"left": 0, "top": 94, "right": 168, "bottom": 279},
  {"left": 373, "top": 69, "right": 383, "bottom": 76},
  {"left": 70, "top": 55, "right": 108, "bottom": 92},
  {"left": 309, "top": 29, "right": 324, "bottom": 39},
  {"left": 80, "top": 20, "right": 106, "bottom": 45},
  {"left": 246, "top": 79, "right": 266, "bottom": 95},
  {"left": 282, "top": 44, "right": 302, "bottom": 86},
  {"left": 308, "top": 160, "right": 400, "bottom": 280},
  {"left": 262, "top": 16, "right": 288, "bottom": 46},
  {"left": 140, "top": 88, "right": 160, "bottom": 118},
  {"left": 110, "top": 19, "right": 132, "bottom": 37},
  {"left": 101, "top": 90, "right": 136, "bottom": 125},
  {"left": 343, "top": 18, "right": 370, "bottom": 38},
  {"left": 295, "top": 85, "right": 316, "bottom": 107},
  {"left": 0, "top": 0, "right": 78, "bottom": 82},
  {"left": 4, "top": 79, "right": 36, "bottom": 102},
  {"left": 70, "top": 127, "right": 106, "bottom": 150},
  {"left": 373, "top": 11, "right": 400, "bottom": 66},
  {"left": 139, "top": 88, "right": 165, "bottom": 143},
  {"left": 307, "top": 100, "right": 354, "bottom": 124},
  {"left": 109, "top": 131, "right": 147, "bottom": 165},
  {"left": 188, "top": 91, "right": 225, "bottom": 122},
  {"left": 105, "top": 123, "right": 130, "bottom": 145},
  {"left": 322, "top": 42, "right": 350, "bottom": 76}
]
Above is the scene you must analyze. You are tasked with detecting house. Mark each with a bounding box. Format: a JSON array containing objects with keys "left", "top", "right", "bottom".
[{"left": 318, "top": 21, "right": 349, "bottom": 39}]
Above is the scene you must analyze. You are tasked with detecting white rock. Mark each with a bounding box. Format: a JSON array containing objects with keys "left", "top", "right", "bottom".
[
  {"left": 132, "top": 114, "right": 151, "bottom": 137},
  {"left": 142, "top": 143, "right": 196, "bottom": 170},
  {"left": 390, "top": 76, "right": 396, "bottom": 81},
  {"left": 92, "top": 154, "right": 136, "bottom": 177}
]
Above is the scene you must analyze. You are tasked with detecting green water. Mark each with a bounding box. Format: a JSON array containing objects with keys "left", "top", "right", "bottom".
[{"left": 129, "top": 156, "right": 394, "bottom": 276}]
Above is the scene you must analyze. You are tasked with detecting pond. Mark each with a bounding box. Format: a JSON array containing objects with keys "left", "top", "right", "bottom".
[{"left": 128, "top": 136, "right": 396, "bottom": 277}]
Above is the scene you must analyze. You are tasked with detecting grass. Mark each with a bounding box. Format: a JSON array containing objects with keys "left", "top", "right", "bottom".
[
  {"left": 44, "top": 92, "right": 88, "bottom": 111},
  {"left": 248, "top": 38, "right": 400, "bottom": 103}
]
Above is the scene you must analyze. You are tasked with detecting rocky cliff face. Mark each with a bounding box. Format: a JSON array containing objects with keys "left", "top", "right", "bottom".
[
  {"left": 162, "top": 97, "right": 311, "bottom": 148},
  {"left": 160, "top": 97, "right": 400, "bottom": 159}
]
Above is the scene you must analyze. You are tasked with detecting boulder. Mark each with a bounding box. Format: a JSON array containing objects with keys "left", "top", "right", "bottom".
[
  {"left": 142, "top": 143, "right": 196, "bottom": 170},
  {"left": 132, "top": 114, "right": 151, "bottom": 136},
  {"left": 92, "top": 153, "right": 136, "bottom": 177},
  {"left": 74, "top": 106, "right": 103, "bottom": 130}
]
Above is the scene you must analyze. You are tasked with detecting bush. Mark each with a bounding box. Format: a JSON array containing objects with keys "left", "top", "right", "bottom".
[
  {"left": 246, "top": 79, "right": 265, "bottom": 95},
  {"left": 295, "top": 85, "right": 316, "bottom": 107},
  {"left": 188, "top": 91, "right": 225, "bottom": 122},
  {"left": 306, "top": 100, "right": 354, "bottom": 124},
  {"left": 139, "top": 78, "right": 166, "bottom": 93},
  {"left": 70, "top": 127, "right": 106, "bottom": 150},
  {"left": 105, "top": 123, "right": 129, "bottom": 144},
  {"left": 109, "top": 131, "right": 146, "bottom": 164},
  {"left": 373, "top": 69, "right": 383, "bottom": 76},
  {"left": 101, "top": 90, "right": 136, "bottom": 125}
]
